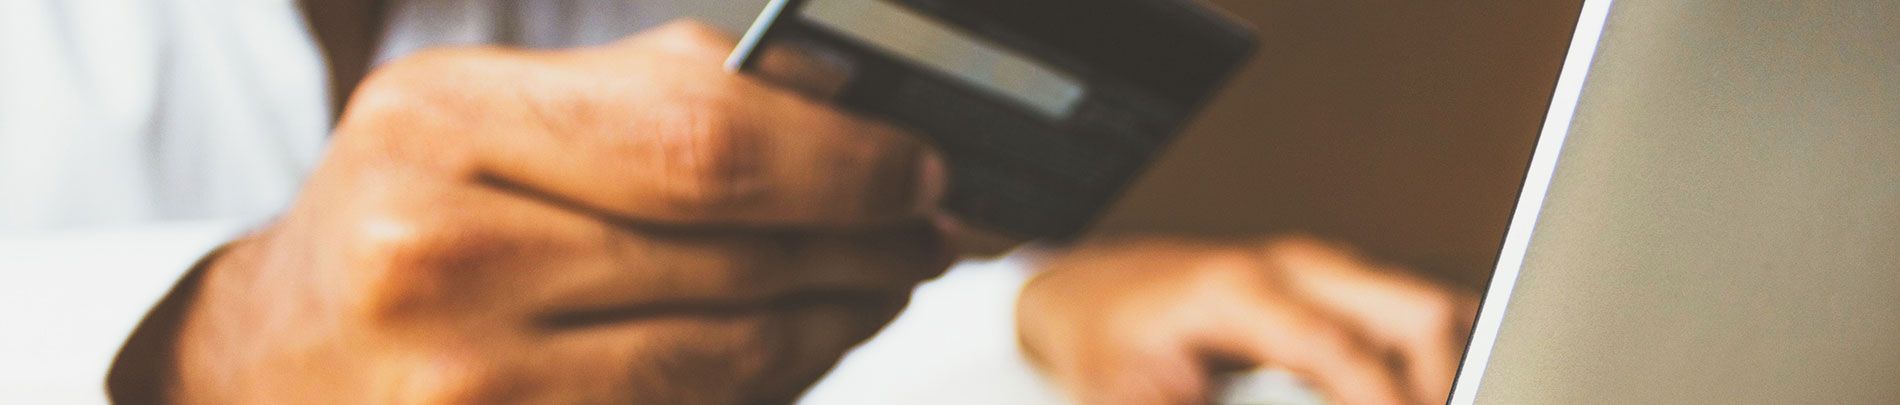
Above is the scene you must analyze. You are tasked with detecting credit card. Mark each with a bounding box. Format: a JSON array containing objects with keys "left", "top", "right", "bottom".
[{"left": 728, "top": 0, "right": 1256, "bottom": 241}]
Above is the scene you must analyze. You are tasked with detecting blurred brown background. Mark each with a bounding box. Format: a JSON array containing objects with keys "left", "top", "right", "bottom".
[{"left": 1089, "top": 0, "right": 1587, "bottom": 288}]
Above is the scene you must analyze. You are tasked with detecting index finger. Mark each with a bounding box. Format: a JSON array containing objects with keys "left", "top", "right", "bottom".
[{"left": 1261, "top": 237, "right": 1476, "bottom": 402}]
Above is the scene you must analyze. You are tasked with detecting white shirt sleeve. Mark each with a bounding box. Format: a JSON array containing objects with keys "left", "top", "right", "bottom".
[
  {"left": 0, "top": 0, "right": 329, "bottom": 232},
  {"left": 798, "top": 254, "right": 1074, "bottom": 405},
  {"left": 0, "top": 220, "right": 246, "bottom": 403},
  {"left": 1, "top": 0, "right": 321, "bottom": 398}
]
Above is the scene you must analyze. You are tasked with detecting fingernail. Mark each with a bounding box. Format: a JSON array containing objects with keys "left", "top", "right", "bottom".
[{"left": 914, "top": 151, "right": 948, "bottom": 214}]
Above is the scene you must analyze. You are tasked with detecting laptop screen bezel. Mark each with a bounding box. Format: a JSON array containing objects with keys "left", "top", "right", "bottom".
[{"left": 1445, "top": 0, "right": 1616, "bottom": 403}]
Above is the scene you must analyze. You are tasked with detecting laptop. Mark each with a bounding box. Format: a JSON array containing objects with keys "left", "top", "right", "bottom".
[{"left": 1449, "top": 0, "right": 1900, "bottom": 403}]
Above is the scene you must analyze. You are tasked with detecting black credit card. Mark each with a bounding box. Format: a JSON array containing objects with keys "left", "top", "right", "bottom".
[{"left": 727, "top": 0, "right": 1256, "bottom": 241}]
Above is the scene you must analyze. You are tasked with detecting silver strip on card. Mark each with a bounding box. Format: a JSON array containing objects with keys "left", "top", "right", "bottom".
[{"left": 800, "top": 0, "right": 1086, "bottom": 120}]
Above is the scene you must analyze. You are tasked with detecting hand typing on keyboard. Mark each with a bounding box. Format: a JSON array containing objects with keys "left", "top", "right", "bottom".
[{"left": 1015, "top": 236, "right": 1478, "bottom": 405}]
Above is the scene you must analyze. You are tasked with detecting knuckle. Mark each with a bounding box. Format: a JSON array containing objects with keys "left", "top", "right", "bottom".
[
  {"left": 1424, "top": 289, "right": 1481, "bottom": 334},
  {"left": 401, "top": 356, "right": 511, "bottom": 404},
  {"left": 649, "top": 19, "right": 736, "bottom": 54},
  {"left": 1418, "top": 292, "right": 1463, "bottom": 323},
  {"left": 1384, "top": 277, "right": 1477, "bottom": 329},
  {"left": 341, "top": 200, "right": 481, "bottom": 322},
  {"left": 1404, "top": 291, "right": 1471, "bottom": 345},
  {"left": 1412, "top": 301, "right": 1457, "bottom": 334},
  {"left": 1192, "top": 249, "right": 1267, "bottom": 285},
  {"left": 835, "top": 127, "right": 920, "bottom": 215},
  {"left": 348, "top": 218, "right": 442, "bottom": 278},
  {"left": 1454, "top": 294, "right": 1481, "bottom": 324},
  {"left": 648, "top": 92, "right": 764, "bottom": 211},
  {"left": 346, "top": 49, "right": 475, "bottom": 123},
  {"left": 334, "top": 48, "right": 500, "bottom": 173},
  {"left": 338, "top": 78, "right": 436, "bottom": 139}
]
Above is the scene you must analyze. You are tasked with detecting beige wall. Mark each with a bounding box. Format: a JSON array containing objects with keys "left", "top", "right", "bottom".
[{"left": 1092, "top": 1, "right": 1584, "bottom": 288}]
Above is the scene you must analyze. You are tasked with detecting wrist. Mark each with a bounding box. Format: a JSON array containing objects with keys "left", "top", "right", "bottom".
[{"left": 104, "top": 237, "right": 251, "bottom": 404}]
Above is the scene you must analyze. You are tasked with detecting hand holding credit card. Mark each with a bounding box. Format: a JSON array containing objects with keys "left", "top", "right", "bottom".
[{"left": 727, "top": 0, "right": 1256, "bottom": 244}]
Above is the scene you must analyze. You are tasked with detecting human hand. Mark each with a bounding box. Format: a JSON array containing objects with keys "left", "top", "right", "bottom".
[
  {"left": 140, "top": 20, "right": 950, "bottom": 404},
  {"left": 1016, "top": 236, "right": 1478, "bottom": 405}
]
